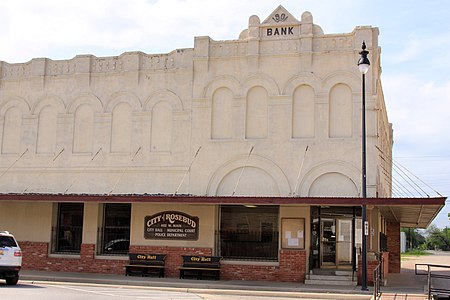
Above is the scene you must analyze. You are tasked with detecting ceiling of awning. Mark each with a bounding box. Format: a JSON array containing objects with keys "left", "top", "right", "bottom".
[
  {"left": 377, "top": 204, "right": 444, "bottom": 229},
  {"left": 0, "top": 193, "right": 445, "bottom": 228}
]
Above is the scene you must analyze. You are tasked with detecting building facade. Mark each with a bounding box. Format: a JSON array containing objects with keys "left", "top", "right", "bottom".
[{"left": 0, "top": 6, "right": 445, "bottom": 283}]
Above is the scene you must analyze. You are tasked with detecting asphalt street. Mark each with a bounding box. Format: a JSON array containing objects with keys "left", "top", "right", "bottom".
[
  {"left": 2, "top": 251, "right": 449, "bottom": 300},
  {"left": 0, "top": 281, "right": 372, "bottom": 300}
]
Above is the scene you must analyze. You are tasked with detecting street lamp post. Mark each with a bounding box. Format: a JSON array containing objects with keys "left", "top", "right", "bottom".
[{"left": 358, "top": 41, "right": 370, "bottom": 291}]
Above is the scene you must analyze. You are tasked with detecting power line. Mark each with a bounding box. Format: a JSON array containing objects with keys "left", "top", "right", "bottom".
[{"left": 377, "top": 146, "right": 443, "bottom": 198}]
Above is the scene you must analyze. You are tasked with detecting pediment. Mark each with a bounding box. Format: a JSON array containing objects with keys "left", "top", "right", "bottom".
[{"left": 261, "top": 5, "right": 299, "bottom": 25}]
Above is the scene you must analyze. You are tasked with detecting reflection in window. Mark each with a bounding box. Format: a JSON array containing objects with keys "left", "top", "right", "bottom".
[
  {"left": 98, "top": 203, "right": 131, "bottom": 255},
  {"left": 219, "top": 205, "right": 279, "bottom": 261},
  {"left": 52, "top": 203, "right": 84, "bottom": 254}
]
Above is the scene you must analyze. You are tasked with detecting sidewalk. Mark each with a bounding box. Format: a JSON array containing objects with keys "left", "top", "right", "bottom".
[
  {"left": 18, "top": 269, "right": 428, "bottom": 300},
  {"left": 19, "top": 252, "right": 450, "bottom": 300}
]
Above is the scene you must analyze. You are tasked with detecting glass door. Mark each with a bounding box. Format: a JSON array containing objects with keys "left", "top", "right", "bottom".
[
  {"left": 321, "top": 219, "right": 336, "bottom": 266},
  {"left": 336, "top": 219, "right": 352, "bottom": 266}
]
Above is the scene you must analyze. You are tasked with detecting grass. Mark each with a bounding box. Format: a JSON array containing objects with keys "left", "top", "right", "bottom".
[{"left": 402, "top": 249, "right": 433, "bottom": 257}]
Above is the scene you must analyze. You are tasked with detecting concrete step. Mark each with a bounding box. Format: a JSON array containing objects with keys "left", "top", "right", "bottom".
[
  {"left": 310, "top": 270, "right": 354, "bottom": 276},
  {"left": 305, "top": 278, "right": 358, "bottom": 286},
  {"left": 306, "top": 270, "right": 357, "bottom": 286},
  {"left": 308, "top": 274, "right": 354, "bottom": 281},
  {"left": 335, "top": 270, "right": 353, "bottom": 276}
]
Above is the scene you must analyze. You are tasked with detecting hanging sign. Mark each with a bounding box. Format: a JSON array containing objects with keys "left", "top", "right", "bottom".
[{"left": 144, "top": 211, "right": 199, "bottom": 240}]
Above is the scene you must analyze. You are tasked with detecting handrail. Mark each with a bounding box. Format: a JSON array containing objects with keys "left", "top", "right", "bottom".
[
  {"left": 415, "top": 263, "right": 450, "bottom": 300},
  {"left": 373, "top": 255, "right": 384, "bottom": 300}
]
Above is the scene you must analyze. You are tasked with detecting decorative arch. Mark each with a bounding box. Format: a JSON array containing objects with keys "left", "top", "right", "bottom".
[
  {"left": 322, "top": 70, "right": 361, "bottom": 93},
  {"left": 144, "top": 89, "right": 183, "bottom": 112},
  {"left": 31, "top": 95, "right": 65, "bottom": 154},
  {"left": 1, "top": 106, "right": 23, "bottom": 154},
  {"left": 32, "top": 94, "right": 66, "bottom": 115},
  {"left": 72, "top": 104, "right": 95, "bottom": 153},
  {"left": 282, "top": 73, "right": 320, "bottom": 96},
  {"left": 203, "top": 75, "right": 240, "bottom": 98},
  {"left": 105, "top": 91, "right": 142, "bottom": 113},
  {"left": 329, "top": 83, "right": 353, "bottom": 138},
  {"left": 298, "top": 160, "right": 361, "bottom": 197},
  {"left": 110, "top": 102, "right": 132, "bottom": 153},
  {"left": 0, "top": 96, "right": 31, "bottom": 116},
  {"left": 207, "top": 154, "right": 291, "bottom": 196},
  {"left": 211, "top": 87, "right": 233, "bottom": 139},
  {"left": 68, "top": 93, "right": 103, "bottom": 114},
  {"left": 309, "top": 173, "right": 358, "bottom": 197},
  {"left": 245, "top": 86, "right": 268, "bottom": 139},
  {"left": 241, "top": 74, "right": 280, "bottom": 97},
  {"left": 292, "top": 84, "right": 315, "bottom": 138},
  {"left": 150, "top": 101, "right": 173, "bottom": 152}
]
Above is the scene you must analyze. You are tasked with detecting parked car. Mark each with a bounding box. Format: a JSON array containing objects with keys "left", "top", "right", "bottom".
[
  {"left": 0, "top": 231, "right": 22, "bottom": 285},
  {"left": 103, "top": 238, "right": 129, "bottom": 254}
]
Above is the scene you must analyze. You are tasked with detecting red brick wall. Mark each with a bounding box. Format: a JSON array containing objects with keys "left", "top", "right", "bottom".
[
  {"left": 221, "top": 250, "right": 306, "bottom": 282},
  {"left": 357, "top": 252, "right": 389, "bottom": 286},
  {"left": 20, "top": 242, "right": 307, "bottom": 282},
  {"left": 279, "top": 250, "right": 306, "bottom": 282},
  {"left": 357, "top": 255, "right": 378, "bottom": 285},
  {"left": 386, "top": 221, "right": 400, "bottom": 273},
  {"left": 381, "top": 252, "right": 389, "bottom": 278},
  {"left": 21, "top": 242, "right": 126, "bottom": 274}
]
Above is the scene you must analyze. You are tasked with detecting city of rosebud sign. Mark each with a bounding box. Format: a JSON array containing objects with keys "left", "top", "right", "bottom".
[{"left": 144, "top": 211, "right": 199, "bottom": 240}]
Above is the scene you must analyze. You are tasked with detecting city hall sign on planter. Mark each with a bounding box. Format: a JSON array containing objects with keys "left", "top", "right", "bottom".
[{"left": 145, "top": 211, "right": 199, "bottom": 240}]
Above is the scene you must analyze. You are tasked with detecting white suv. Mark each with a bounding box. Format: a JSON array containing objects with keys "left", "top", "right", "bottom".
[{"left": 0, "top": 231, "right": 22, "bottom": 285}]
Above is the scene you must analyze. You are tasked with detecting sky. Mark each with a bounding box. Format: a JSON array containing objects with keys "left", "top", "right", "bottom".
[{"left": 0, "top": 0, "right": 449, "bottom": 228}]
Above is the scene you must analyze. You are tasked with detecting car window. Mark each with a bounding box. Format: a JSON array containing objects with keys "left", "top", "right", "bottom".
[{"left": 0, "top": 236, "right": 17, "bottom": 247}]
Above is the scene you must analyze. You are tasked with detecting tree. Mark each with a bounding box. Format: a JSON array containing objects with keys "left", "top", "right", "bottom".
[
  {"left": 426, "top": 225, "right": 450, "bottom": 251},
  {"left": 401, "top": 228, "right": 426, "bottom": 250}
]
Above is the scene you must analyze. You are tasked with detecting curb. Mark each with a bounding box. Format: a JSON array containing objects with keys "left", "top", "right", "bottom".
[{"left": 19, "top": 274, "right": 374, "bottom": 299}]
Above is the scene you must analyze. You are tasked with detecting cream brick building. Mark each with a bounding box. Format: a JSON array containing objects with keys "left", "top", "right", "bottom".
[{"left": 0, "top": 6, "right": 444, "bottom": 283}]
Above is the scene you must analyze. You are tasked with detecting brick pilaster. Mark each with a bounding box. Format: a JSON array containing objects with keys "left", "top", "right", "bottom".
[{"left": 386, "top": 221, "right": 400, "bottom": 273}]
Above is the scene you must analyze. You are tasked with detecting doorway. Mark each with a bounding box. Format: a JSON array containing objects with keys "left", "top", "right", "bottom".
[
  {"left": 321, "top": 218, "right": 336, "bottom": 266},
  {"left": 311, "top": 206, "right": 361, "bottom": 269}
]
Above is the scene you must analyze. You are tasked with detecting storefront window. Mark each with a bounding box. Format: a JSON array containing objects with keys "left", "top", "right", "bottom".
[
  {"left": 52, "top": 203, "right": 84, "bottom": 254},
  {"left": 98, "top": 203, "right": 131, "bottom": 255},
  {"left": 219, "top": 205, "right": 279, "bottom": 261}
]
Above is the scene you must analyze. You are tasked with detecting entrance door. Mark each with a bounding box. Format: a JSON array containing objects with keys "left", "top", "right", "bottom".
[
  {"left": 321, "top": 219, "right": 336, "bottom": 266},
  {"left": 311, "top": 206, "right": 361, "bottom": 270},
  {"left": 336, "top": 219, "right": 352, "bottom": 266},
  {"left": 321, "top": 218, "right": 353, "bottom": 267}
]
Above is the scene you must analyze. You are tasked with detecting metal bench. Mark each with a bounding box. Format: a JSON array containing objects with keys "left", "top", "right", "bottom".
[{"left": 415, "top": 263, "right": 450, "bottom": 299}]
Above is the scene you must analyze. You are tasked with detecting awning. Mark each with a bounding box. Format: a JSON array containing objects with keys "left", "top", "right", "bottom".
[
  {"left": 0, "top": 193, "right": 445, "bottom": 229},
  {"left": 376, "top": 204, "right": 444, "bottom": 228}
]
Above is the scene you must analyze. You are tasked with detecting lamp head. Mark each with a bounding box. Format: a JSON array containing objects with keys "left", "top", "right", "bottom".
[{"left": 358, "top": 41, "right": 370, "bottom": 74}]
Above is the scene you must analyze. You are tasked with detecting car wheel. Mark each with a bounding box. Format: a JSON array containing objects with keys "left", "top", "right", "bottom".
[{"left": 5, "top": 275, "right": 19, "bottom": 285}]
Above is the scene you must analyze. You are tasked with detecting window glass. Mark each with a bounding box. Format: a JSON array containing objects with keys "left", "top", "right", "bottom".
[
  {"left": 220, "top": 205, "right": 279, "bottom": 261},
  {"left": 0, "top": 236, "right": 17, "bottom": 247},
  {"left": 53, "top": 203, "right": 84, "bottom": 254},
  {"left": 99, "top": 203, "right": 131, "bottom": 255}
]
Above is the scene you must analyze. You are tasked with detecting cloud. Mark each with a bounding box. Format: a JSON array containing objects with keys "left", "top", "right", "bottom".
[
  {"left": 383, "top": 74, "right": 450, "bottom": 156},
  {"left": 0, "top": 0, "right": 369, "bottom": 63}
]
